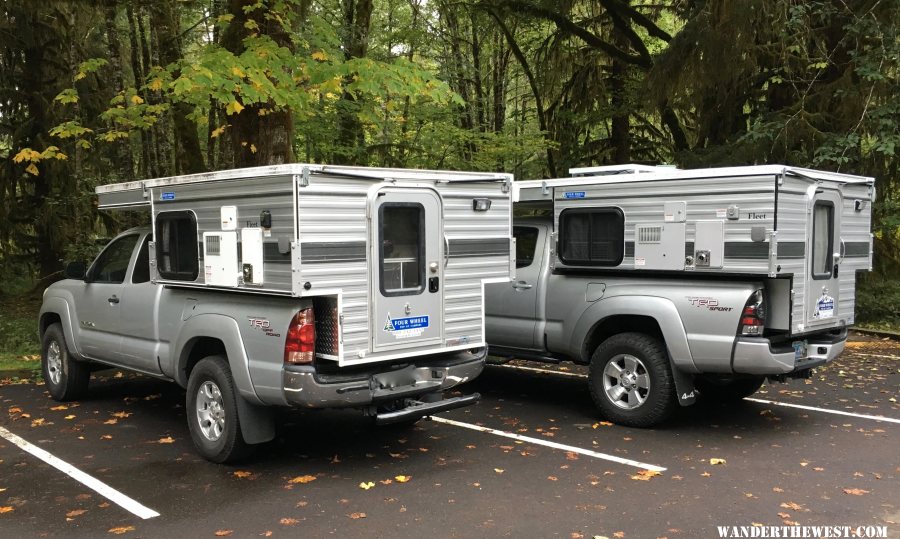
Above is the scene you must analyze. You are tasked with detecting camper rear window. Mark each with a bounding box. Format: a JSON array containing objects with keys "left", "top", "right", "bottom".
[
  {"left": 155, "top": 211, "right": 199, "bottom": 281},
  {"left": 812, "top": 201, "right": 834, "bottom": 279},
  {"left": 559, "top": 208, "right": 624, "bottom": 266},
  {"left": 379, "top": 203, "right": 425, "bottom": 295}
]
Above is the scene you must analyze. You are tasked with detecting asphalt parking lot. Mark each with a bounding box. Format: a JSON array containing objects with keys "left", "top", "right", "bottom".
[{"left": 1, "top": 334, "right": 898, "bottom": 538}]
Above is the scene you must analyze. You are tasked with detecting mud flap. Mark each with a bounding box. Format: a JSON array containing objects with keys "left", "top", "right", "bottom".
[
  {"left": 236, "top": 397, "right": 276, "bottom": 444},
  {"left": 670, "top": 361, "right": 697, "bottom": 407}
]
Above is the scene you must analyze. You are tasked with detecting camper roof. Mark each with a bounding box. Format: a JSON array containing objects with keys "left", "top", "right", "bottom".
[
  {"left": 568, "top": 164, "right": 678, "bottom": 176},
  {"left": 515, "top": 165, "right": 874, "bottom": 202},
  {"left": 96, "top": 164, "right": 513, "bottom": 210}
]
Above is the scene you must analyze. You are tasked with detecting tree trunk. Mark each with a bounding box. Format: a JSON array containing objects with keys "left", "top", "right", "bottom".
[
  {"left": 334, "top": 0, "right": 374, "bottom": 165},
  {"left": 149, "top": 0, "right": 205, "bottom": 174},
  {"left": 221, "top": 0, "right": 295, "bottom": 167}
]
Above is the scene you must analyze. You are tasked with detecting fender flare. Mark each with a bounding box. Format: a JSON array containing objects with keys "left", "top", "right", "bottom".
[
  {"left": 572, "top": 295, "right": 697, "bottom": 407},
  {"left": 172, "top": 315, "right": 274, "bottom": 444},
  {"left": 39, "top": 298, "right": 84, "bottom": 360}
]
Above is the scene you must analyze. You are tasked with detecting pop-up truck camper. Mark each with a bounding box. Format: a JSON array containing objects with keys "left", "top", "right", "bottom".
[{"left": 39, "top": 164, "right": 514, "bottom": 462}]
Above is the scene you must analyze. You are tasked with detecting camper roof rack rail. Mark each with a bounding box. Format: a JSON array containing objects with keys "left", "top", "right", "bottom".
[{"left": 568, "top": 164, "right": 679, "bottom": 177}]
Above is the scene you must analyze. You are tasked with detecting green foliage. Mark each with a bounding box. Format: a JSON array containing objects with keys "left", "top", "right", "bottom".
[{"left": 855, "top": 277, "right": 900, "bottom": 330}]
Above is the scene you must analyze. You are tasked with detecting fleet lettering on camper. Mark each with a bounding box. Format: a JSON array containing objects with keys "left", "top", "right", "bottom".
[
  {"left": 686, "top": 297, "right": 734, "bottom": 312},
  {"left": 747, "top": 212, "right": 767, "bottom": 220}
]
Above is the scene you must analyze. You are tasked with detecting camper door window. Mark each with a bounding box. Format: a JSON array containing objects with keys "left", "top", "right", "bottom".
[
  {"left": 558, "top": 208, "right": 624, "bottom": 266},
  {"left": 811, "top": 201, "right": 834, "bottom": 279},
  {"left": 379, "top": 203, "right": 425, "bottom": 296},
  {"left": 155, "top": 211, "right": 199, "bottom": 281}
]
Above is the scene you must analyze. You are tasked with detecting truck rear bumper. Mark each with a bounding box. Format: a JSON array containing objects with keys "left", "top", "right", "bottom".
[
  {"left": 732, "top": 329, "right": 847, "bottom": 375},
  {"left": 282, "top": 347, "right": 486, "bottom": 408}
]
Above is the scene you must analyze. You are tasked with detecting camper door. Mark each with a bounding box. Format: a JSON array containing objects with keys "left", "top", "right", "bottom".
[
  {"left": 371, "top": 188, "right": 443, "bottom": 351},
  {"left": 804, "top": 187, "right": 842, "bottom": 330}
]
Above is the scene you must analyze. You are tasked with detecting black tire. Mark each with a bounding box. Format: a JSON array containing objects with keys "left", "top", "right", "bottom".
[
  {"left": 186, "top": 356, "right": 253, "bottom": 463},
  {"left": 696, "top": 375, "right": 765, "bottom": 402},
  {"left": 588, "top": 332, "right": 676, "bottom": 428},
  {"left": 41, "top": 323, "right": 90, "bottom": 401}
]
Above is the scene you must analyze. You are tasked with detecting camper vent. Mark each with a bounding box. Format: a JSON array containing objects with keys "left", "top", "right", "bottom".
[
  {"left": 205, "top": 235, "right": 221, "bottom": 256},
  {"left": 637, "top": 226, "right": 662, "bottom": 244}
]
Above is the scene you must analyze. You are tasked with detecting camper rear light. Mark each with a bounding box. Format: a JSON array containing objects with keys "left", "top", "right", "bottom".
[
  {"left": 285, "top": 308, "right": 315, "bottom": 364},
  {"left": 739, "top": 291, "right": 766, "bottom": 336}
]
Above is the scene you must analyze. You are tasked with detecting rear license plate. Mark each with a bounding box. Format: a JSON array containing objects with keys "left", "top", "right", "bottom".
[{"left": 793, "top": 340, "right": 808, "bottom": 360}]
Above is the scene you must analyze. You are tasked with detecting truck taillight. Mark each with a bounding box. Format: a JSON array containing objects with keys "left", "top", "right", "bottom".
[
  {"left": 285, "top": 308, "right": 315, "bottom": 364},
  {"left": 739, "top": 290, "right": 765, "bottom": 336}
]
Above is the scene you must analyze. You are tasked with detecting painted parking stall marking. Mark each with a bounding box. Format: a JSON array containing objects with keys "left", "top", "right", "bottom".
[
  {"left": 428, "top": 416, "right": 667, "bottom": 472},
  {"left": 744, "top": 398, "right": 900, "bottom": 425},
  {"left": 491, "top": 363, "right": 900, "bottom": 425},
  {"left": 0, "top": 426, "right": 160, "bottom": 520}
]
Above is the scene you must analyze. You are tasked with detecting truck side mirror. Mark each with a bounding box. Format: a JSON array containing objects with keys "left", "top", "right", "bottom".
[{"left": 64, "top": 261, "right": 86, "bottom": 280}]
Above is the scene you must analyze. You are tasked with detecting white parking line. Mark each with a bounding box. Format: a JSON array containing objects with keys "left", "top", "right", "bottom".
[
  {"left": 489, "top": 363, "right": 587, "bottom": 378},
  {"left": 492, "top": 363, "right": 900, "bottom": 425},
  {"left": 0, "top": 426, "right": 160, "bottom": 519},
  {"left": 744, "top": 398, "right": 900, "bottom": 425},
  {"left": 428, "top": 416, "right": 667, "bottom": 472}
]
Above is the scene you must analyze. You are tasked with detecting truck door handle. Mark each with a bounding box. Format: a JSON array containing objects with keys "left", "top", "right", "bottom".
[
  {"left": 108, "top": 295, "right": 120, "bottom": 304},
  {"left": 512, "top": 281, "right": 533, "bottom": 290}
]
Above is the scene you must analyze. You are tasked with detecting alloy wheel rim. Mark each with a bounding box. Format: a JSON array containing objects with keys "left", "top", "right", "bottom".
[
  {"left": 46, "top": 341, "right": 62, "bottom": 385},
  {"left": 196, "top": 381, "right": 226, "bottom": 442},
  {"left": 602, "top": 353, "right": 650, "bottom": 410}
]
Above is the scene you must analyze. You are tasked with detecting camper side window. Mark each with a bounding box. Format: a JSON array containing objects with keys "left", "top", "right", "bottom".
[
  {"left": 514, "top": 226, "right": 540, "bottom": 268},
  {"left": 812, "top": 201, "right": 834, "bottom": 279},
  {"left": 380, "top": 203, "right": 425, "bottom": 295},
  {"left": 559, "top": 208, "right": 624, "bottom": 266},
  {"left": 155, "top": 211, "right": 199, "bottom": 281}
]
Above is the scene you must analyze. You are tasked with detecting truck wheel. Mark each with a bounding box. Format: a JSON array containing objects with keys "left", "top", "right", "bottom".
[
  {"left": 696, "top": 375, "right": 765, "bottom": 402},
  {"left": 41, "top": 323, "right": 90, "bottom": 401},
  {"left": 588, "top": 333, "right": 676, "bottom": 428},
  {"left": 186, "top": 356, "right": 253, "bottom": 463}
]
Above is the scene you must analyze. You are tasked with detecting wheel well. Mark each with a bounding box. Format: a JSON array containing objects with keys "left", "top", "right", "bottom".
[
  {"left": 581, "top": 315, "right": 665, "bottom": 363},
  {"left": 39, "top": 313, "right": 62, "bottom": 337},
  {"left": 179, "top": 337, "right": 227, "bottom": 386}
]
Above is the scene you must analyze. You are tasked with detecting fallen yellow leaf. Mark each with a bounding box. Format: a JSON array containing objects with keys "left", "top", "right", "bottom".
[
  {"left": 494, "top": 468, "right": 504, "bottom": 474},
  {"left": 842, "top": 488, "right": 869, "bottom": 496},
  {"left": 66, "top": 509, "right": 87, "bottom": 518},
  {"left": 214, "top": 530, "right": 233, "bottom": 536},
  {"left": 233, "top": 471, "right": 252, "bottom": 479},
  {"left": 394, "top": 475, "right": 411, "bottom": 483},
  {"left": 359, "top": 481, "right": 375, "bottom": 490},
  {"left": 50, "top": 405, "right": 68, "bottom": 411},
  {"left": 288, "top": 475, "right": 316, "bottom": 484},
  {"left": 0, "top": 506, "right": 14, "bottom": 514},
  {"left": 158, "top": 436, "right": 175, "bottom": 444},
  {"left": 279, "top": 518, "right": 299, "bottom": 525},
  {"left": 709, "top": 458, "right": 726, "bottom": 465},
  {"left": 108, "top": 526, "right": 135, "bottom": 534},
  {"left": 64, "top": 415, "right": 76, "bottom": 420},
  {"left": 348, "top": 512, "right": 366, "bottom": 519},
  {"left": 630, "top": 470, "right": 662, "bottom": 481}
]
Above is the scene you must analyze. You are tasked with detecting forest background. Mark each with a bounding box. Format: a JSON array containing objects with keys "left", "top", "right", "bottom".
[{"left": 1, "top": 0, "right": 899, "bottom": 365}]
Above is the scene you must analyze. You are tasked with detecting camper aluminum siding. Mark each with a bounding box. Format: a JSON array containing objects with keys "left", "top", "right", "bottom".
[
  {"left": 514, "top": 165, "right": 874, "bottom": 336},
  {"left": 96, "top": 164, "right": 514, "bottom": 366},
  {"left": 294, "top": 171, "right": 512, "bottom": 366}
]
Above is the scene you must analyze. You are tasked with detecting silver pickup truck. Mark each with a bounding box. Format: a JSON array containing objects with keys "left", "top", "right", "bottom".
[
  {"left": 39, "top": 227, "right": 486, "bottom": 462},
  {"left": 486, "top": 218, "right": 849, "bottom": 427}
]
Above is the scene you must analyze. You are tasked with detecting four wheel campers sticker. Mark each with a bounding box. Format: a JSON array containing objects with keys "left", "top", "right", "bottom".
[
  {"left": 383, "top": 314, "right": 429, "bottom": 339},
  {"left": 815, "top": 294, "right": 835, "bottom": 319}
]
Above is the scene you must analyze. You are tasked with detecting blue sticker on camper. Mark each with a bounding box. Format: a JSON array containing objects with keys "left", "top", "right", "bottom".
[
  {"left": 564, "top": 191, "right": 586, "bottom": 199},
  {"left": 383, "top": 314, "right": 430, "bottom": 338},
  {"left": 160, "top": 192, "right": 176, "bottom": 201},
  {"left": 815, "top": 295, "right": 835, "bottom": 319}
]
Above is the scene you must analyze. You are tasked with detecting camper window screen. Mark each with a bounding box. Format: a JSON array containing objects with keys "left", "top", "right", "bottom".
[
  {"left": 380, "top": 203, "right": 424, "bottom": 295},
  {"left": 559, "top": 208, "right": 624, "bottom": 266},
  {"left": 812, "top": 201, "right": 834, "bottom": 279},
  {"left": 155, "top": 211, "right": 199, "bottom": 281}
]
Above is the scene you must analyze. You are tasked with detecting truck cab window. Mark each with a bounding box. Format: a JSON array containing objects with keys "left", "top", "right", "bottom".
[
  {"left": 379, "top": 203, "right": 425, "bottom": 295},
  {"left": 514, "top": 226, "right": 540, "bottom": 268},
  {"left": 156, "top": 211, "right": 199, "bottom": 281},
  {"left": 559, "top": 208, "right": 624, "bottom": 266},
  {"left": 811, "top": 201, "right": 834, "bottom": 279},
  {"left": 88, "top": 234, "right": 139, "bottom": 284},
  {"left": 132, "top": 236, "right": 151, "bottom": 284}
]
